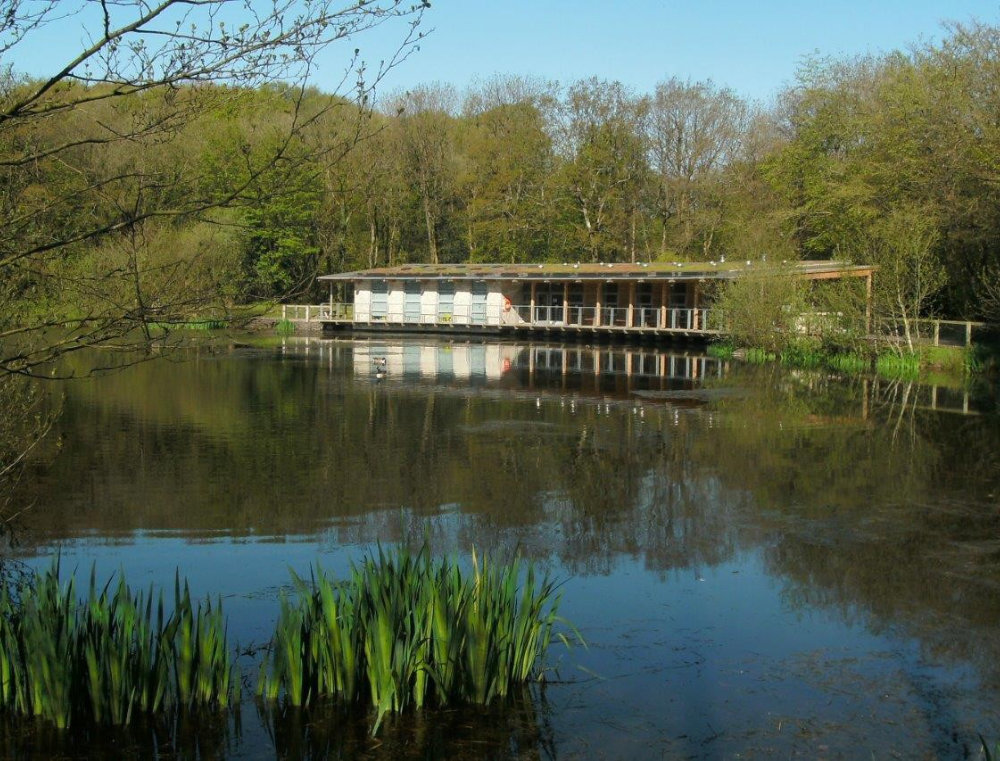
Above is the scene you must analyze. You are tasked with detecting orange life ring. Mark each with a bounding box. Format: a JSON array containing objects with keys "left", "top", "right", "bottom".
[{"left": 503, "top": 297, "right": 512, "bottom": 312}]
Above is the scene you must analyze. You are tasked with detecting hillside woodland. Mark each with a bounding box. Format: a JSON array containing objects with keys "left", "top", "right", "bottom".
[{"left": 2, "top": 6, "right": 1000, "bottom": 379}]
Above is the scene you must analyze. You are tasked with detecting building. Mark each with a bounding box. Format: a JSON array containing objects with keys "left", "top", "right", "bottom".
[{"left": 315, "top": 260, "right": 874, "bottom": 340}]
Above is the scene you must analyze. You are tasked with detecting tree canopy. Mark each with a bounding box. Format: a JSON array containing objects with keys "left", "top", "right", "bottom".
[{"left": 3, "top": 10, "right": 1000, "bottom": 378}]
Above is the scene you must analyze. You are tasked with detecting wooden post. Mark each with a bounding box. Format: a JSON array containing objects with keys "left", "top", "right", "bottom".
[
  {"left": 692, "top": 284, "right": 700, "bottom": 331},
  {"left": 530, "top": 281, "right": 537, "bottom": 325},
  {"left": 934, "top": 321, "right": 940, "bottom": 346},
  {"left": 865, "top": 272, "right": 873, "bottom": 335},
  {"left": 594, "top": 285, "right": 602, "bottom": 327},
  {"left": 660, "top": 282, "right": 667, "bottom": 329},
  {"left": 966, "top": 321, "right": 973, "bottom": 347},
  {"left": 563, "top": 282, "right": 569, "bottom": 324},
  {"left": 627, "top": 282, "right": 635, "bottom": 328}
]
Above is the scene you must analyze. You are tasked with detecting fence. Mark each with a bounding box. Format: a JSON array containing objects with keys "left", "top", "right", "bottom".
[{"left": 877, "top": 318, "right": 988, "bottom": 348}]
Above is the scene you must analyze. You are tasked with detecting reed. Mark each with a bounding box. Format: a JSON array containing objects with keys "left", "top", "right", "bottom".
[
  {"left": 706, "top": 341, "right": 735, "bottom": 359},
  {"left": 826, "top": 352, "right": 870, "bottom": 374},
  {"left": 258, "top": 545, "right": 577, "bottom": 732},
  {"left": 275, "top": 319, "right": 296, "bottom": 335},
  {"left": 0, "top": 563, "right": 236, "bottom": 729},
  {"left": 744, "top": 347, "right": 776, "bottom": 364},
  {"left": 875, "top": 351, "right": 921, "bottom": 380},
  {"left": 779, "top": 342, "right": 824, "bottom": 368}
]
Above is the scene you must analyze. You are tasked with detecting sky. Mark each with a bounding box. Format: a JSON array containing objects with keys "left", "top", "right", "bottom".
[
  {"left": 9, "top": 0, "right": 1000, "bottom": 105},
  {"left": 336, "top": 0, "right": 999, "bottom": 104}
]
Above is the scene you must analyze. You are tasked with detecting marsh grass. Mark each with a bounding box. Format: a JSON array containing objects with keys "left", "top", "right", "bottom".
[
  {"left": 826, "top": 352, "right": 870, "bottom": 374},
  {"left": 149, "top": 319, "right": 227, "bottom": 334},
  {"left": 275, "top": 319, "right": 296, "bottom": 335},
  {"left": 744, "top": 348, "right": 776, "bottom": 364},
  {"left": 0, "top": 562, "right": 236, "bottom": 730},
  {"left": 779, "top": 342, "right": 824, "bottom": 368},
  {"left": 258, "top": 545, "right": 578, "bottom": 732},
  {"left": 706, "top": 341, "right": 735, "bottom": 360},
  {"left": 875, "top": 352, "right": 921, "bottom": 380}
]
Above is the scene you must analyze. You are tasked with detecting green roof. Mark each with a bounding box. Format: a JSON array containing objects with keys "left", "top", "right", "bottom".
[{"left": 318, "top": 260, "right": 873, "bottom": 282}]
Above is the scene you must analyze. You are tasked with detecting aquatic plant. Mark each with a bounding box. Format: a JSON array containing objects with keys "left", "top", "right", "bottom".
[
  {"left": 706, "top": 341, "right": 735, "bottom": 360},
  {"left": 258, "top": 545, "right": 577, "bottom": 732},
  {"left": 275, "top": 319, "right": 296, "bottom": 335},
  {"left": 744, "top": 347, "right": 776, "bottom": 364},
  {"left": 875, "top": 351, "right": 921, "bottom": 380},
  {"left": 779, "top": 341, "right": 824, "bottom": 368},
  {"left": 826, "top": 352, "right": 870, "bottom": 374},
  {"left": 0, "top": 563, "right": 236, "bottom": 729}
]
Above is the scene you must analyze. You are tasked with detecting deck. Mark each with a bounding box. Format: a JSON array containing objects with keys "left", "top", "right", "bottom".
[{"left": 282, "top": 303, "right": 722, "bottom": 340}]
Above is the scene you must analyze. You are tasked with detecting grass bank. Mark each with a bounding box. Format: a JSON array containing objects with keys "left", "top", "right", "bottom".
[{"left": 708, "top": 339, "right": 995, "bottom": 382}]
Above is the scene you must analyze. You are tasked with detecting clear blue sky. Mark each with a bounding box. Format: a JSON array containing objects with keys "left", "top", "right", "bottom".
[
  {"left": 341, "top": 0, "right": 999, "bottom": 103},
  {"left": 10, "top": 1, "right": 1000, "bottom": 104}
]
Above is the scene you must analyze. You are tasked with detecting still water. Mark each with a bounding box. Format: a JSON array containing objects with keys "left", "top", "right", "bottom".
[{"left": 9, "top": 336, "right": 1000, "bottom": 759}]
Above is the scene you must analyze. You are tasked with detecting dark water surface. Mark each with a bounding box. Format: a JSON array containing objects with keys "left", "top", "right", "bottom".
[{"left": 9, "top": 336, "right": 1000, "bottom": 759}]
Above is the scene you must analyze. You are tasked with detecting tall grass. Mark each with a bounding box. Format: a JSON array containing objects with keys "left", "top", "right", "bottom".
[
  {"left": 275, "top": 319, "right": 296, "bottom": 335},
  {"left": 706, "top": 341, "right": 735, "bottom": 360},
  {"left": 826, "top": 352, "right": 870, "bottom": 374},
  {"left": 0, "top": 563, "right": 236, "bottom": 729},
  {"left": 875, "top": 352, "right": 921, "bottom": 380},
  {"left": 258, "top": 545, "right": 578, "bottom": 732},
  {"left": 744, "top": 348, "right": 776, "bottom": 364}
]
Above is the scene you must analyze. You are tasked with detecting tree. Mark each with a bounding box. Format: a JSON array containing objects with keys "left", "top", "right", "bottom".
[
  {"left": 458, "top": 76, "right": 556, "bottom": 262},
  {"left": 713, "top": 263, "right": 808, "bottom": 354},
  {"left": 392, "top": 84, "right": 460, "bottom": 264},
  {"left": 646, "top": 78, "right": 749, "bottom": 259},
  {"left": 552, "top": 78, "right": 650, "bottom": 263},
  {"left": 862, "top": 204, "right": 945, "bottom": 352},
  {"left": 0, "top": 0, "right": 427, "bottom": 376}
]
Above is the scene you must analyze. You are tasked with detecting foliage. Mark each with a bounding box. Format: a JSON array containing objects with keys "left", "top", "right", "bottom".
[
  {"left": 0, "top": 1, "right": 428, "bottom": 376},
  {"left": 713, "top": 263, "right": 807, "bottom": 354},
  {"left": 0, "top": 563, "right": 235, "bottom": 729},
  {"left": 875, "top": 352, "right": 921, "bottom": 380},
  {"left": 257, "top": 544, "right": 577, "bottom": 733},
  {"left": 7, "top": 10, "right": 1000, "bottom": 377},
  {"left": 706, "top": 341, "right": 735, "bottom": 359},
  {"left": 825, "top": 352, "right": 870, "bottom": 374}
]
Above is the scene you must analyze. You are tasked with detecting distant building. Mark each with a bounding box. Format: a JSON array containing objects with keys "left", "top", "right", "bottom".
[{"left": 316, "top": 261, "right": 874, "bottom": 339}]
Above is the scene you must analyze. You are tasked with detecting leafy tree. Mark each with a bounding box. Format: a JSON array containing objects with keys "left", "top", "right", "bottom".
[
  {"left": 713, "top": 263, "right": 808, "bottom": 354},
  {"left": 392, "top": 84, "right": 461, "bottom": 264},
  {"left": 861, "top": 204, "right": 945, "bottom": 351},
  {"left": 0, "top": 0, "right": 427, "bottom": 376},
  {"left": 459, "top": 77, "right": 556, "bottom": 262},
  {"left": 647, "top": 78, "right": 750, "bottom": 259},
  {"left": 552, "top": 78, "right": 650, "bottom": 262}
]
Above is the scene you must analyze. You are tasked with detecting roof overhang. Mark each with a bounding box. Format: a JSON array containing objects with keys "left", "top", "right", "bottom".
[{"left": 318, "top": 261, "right": 874, "bottom": 283}]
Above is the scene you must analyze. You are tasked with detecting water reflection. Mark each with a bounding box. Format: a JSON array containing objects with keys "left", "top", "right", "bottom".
[
  {"left": 346, "top": 338, "right": 725, "bottom": 400},
  {"left": 9, "top": 336, "right": 1000, "bottom": 757}
]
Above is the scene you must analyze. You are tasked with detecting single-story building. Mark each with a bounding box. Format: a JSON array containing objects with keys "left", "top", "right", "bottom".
[{"left": 315, "top": 260, "right": 874, "bottom": 339}]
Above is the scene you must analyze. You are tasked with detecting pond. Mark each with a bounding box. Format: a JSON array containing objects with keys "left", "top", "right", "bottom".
[{"left": 7, "top": 335, "right": 1000, "bottom": 759}]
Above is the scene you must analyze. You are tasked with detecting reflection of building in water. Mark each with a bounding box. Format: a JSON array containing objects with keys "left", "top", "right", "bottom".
[{"left": 345, "top": 339, "right": 726, "bottom": 400}]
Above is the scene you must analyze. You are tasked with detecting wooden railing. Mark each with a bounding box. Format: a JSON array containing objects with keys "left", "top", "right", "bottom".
[
  {"left": 321, "top": 303, "right": 719, "bottom": 332},
  {"left": 281, "top": 303, "right": 353, "bottom": 322},
  {"left": 878, "top": 318, "right": 988, "bottom": 348}
]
